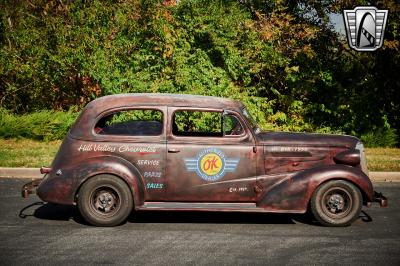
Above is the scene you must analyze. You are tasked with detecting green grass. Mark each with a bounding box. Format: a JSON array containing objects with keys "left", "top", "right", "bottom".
[
  {"left": 365, "top": 148, "right": 400, "bottom": 172},
  {"left": 0, "top": 139, "right": 61, "bottom": 167},
  {"left": 0, "top": 139, "right": 399, "bottom": 171}
]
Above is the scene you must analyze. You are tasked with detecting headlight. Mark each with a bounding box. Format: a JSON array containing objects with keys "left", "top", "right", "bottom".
[{"left": 356, "top": 142, "right": 369, "bottom": 175}]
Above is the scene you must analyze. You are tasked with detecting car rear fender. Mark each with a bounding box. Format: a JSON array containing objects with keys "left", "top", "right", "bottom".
[
  {"left": 257, "top": 165, "right": 373, "bottom": 213},
  {"left": 37, "top": 155, "right": 144, "bottom": 206}
]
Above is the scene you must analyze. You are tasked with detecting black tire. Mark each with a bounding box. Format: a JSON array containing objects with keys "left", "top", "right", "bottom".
[
  {"left": 310, "top": 180, "right": 362, "bottom": 227},
  {"left": 77, "top": 174, "right": 133, "bottom": 226}
]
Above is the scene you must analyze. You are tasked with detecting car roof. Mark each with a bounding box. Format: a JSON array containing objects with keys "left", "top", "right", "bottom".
[
  {"left": 69, "top": 93, "right": 244, "bottom": 140},
  {"left": 87, "top": 93, "right": 243, "bottom": 109}
]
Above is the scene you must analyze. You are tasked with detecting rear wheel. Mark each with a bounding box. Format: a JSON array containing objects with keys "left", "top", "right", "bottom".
[
  {"left": 78, "top": 175, "right": 133, "bottom": 226},
  {"left": 310, "top": 180, "right": 362, "bottom": 227}
]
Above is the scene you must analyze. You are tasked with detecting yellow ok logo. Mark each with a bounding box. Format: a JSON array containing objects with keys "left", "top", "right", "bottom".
[{"left": 200, "top": 153, "right": 223, "bottom": 176}]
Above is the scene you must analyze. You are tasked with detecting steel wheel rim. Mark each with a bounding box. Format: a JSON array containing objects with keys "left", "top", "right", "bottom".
[
  {"left": 321, "top": 186, "right": 352, "bottom": 219},
  {"left": 89, "top": 186, "right": 121, "bottom": 218}
]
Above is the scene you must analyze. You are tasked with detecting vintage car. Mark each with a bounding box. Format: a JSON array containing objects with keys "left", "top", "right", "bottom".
[{"left": 22, "top": 93, "right": 387, "bottom": 226}]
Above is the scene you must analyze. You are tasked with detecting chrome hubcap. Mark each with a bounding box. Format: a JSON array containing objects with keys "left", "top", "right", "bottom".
[
  {"left": 322, "top": 187, "right": 352, "bottom": 218},
  {"left": 91, "top": 188, "right": 120, "bottom": 216},
  {"left": 327, "top": 194, "right": 345, "bottom": 213},
  {"left": 95, "top": 191, "right": 116, "bottom": 213}
]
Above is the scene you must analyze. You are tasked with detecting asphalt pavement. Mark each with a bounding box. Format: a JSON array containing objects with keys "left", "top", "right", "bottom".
[{"left": 0, "top": 178, "right": 399, "bottom": 265}]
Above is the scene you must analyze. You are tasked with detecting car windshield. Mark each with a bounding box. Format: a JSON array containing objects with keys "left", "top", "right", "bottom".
[{"left": 241, "top": 107, "right": 261, "bottom": 134}]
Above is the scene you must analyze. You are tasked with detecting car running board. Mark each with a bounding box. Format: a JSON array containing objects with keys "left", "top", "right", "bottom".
[{"left": 138, "top": 202, "right": 260, "bottom": 212}]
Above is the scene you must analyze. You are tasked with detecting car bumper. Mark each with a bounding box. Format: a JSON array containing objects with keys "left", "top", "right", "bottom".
[
  {"left": 367, "top": 191, "right": 388, "bottom": 207},
  {"left": 21, "top": 178, "right": 42, "bottom": 198}
]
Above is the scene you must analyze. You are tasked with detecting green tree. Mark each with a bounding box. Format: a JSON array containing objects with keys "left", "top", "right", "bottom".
[{"left": 0, "top": 0, "right": 398, "bottom": 145}]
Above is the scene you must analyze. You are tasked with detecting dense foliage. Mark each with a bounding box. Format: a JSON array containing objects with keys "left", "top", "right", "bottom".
[
  {"left": 0, "top": 108, "right": 77, "bottom": 140},
  {"left": 0, "top": 0, "right": 399, "bottom": 146}
]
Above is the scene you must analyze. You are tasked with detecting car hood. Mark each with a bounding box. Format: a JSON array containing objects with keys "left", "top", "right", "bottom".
[{"left": 256, "top": 131, "right": 359, "bottom": 148}]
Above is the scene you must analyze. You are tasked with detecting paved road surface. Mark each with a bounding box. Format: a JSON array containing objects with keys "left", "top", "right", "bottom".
[{"left": 0, "top": 178, "right": 399, "bottom": 265}]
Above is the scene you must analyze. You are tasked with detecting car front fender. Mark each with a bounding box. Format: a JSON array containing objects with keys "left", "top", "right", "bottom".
[
  {"left": 37, "top": 155, "right": 144, "bottom": 206},
  {"left": 257, "top": 165, "right": 373, "bottom": 213}
]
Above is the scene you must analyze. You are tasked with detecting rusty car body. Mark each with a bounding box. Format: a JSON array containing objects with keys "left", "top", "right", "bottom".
[{"left": 22, "top": 93, "right": 387, "bottom": 226}]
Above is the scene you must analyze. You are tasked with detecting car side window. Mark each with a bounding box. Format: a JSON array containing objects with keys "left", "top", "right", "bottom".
[
  {"left": 223, "top": 114, "right": 244, "bottom": 136},
  {"left": 95, "top": 109, "right": 163, "bottom": 136},
  {"left": 173, "top": 110, "right": 223, "bottom": 137}
]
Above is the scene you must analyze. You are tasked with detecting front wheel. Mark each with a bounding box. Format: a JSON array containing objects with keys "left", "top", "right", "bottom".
[
  {"left": 310, "top": 180, "right": 362, "bottom": 227},
  {"left": 78, "top": 175, "right": 133, "bottom": 226}
]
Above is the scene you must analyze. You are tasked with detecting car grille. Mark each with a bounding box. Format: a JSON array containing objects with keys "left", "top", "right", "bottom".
[{"left": 356, "top": 142, "right": 369, "bottom": 176}]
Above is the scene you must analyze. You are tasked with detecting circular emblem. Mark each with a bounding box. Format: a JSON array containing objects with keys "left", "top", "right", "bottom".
[
  {"left": 196, "top": 148, "right": 226, "bottom": 181},
  {"left": 184, "top": 148, "right": 239, "bottom": 182}
]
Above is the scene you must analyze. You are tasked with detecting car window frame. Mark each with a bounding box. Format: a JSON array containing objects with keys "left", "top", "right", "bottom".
[
  {"left": 91, "top": 106, "right": 167, "bottom": 143},
  {"left": 171, "top": 108, "right": 224, "bottom": 137},
  {"left": 168, "top": 107, "right": 254, "bottom": 144}
]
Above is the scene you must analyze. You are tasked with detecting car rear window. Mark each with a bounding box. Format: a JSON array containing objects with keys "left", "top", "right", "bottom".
[{"left": 95, "top": 109, "right": 163, "bottom": 136}]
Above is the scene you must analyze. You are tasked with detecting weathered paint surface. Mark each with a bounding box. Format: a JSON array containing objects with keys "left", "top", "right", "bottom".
[{"left": 32, "top": 93, "right": 378, "bottom": 213}]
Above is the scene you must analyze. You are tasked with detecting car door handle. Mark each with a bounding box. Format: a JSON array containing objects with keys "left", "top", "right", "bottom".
[{"left": 168, "top": 148, "right": 180, "bottom": 153}]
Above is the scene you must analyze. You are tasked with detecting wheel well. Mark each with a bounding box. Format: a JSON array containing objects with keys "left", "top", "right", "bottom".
[{"left": 74, "top": 173, "right": 135, "bottom": 206}]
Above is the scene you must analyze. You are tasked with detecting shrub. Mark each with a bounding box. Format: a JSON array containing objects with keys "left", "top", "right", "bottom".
[
  {"left": 360, "top": 128, "right": 398, "bottom": 148},
  {"left": 0, "top": 109, "right": 78, "bottom": 141}
]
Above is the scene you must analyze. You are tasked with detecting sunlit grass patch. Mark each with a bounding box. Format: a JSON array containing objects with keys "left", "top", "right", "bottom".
[
  {"left": 365, "top": 148, "right": 400, "bottom": 172},
  {"left": 0, "top": 139, "right": 61, "bottom": 167}
]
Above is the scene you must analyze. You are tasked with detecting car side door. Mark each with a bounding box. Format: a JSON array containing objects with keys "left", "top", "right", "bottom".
[{"left": 165, "top": 107, "right": 257, "bottom": 202}]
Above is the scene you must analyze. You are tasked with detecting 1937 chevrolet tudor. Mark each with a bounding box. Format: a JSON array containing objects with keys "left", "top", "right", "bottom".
[{"left": 22, "top": 94, "right": 387, "bottom": 226}]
